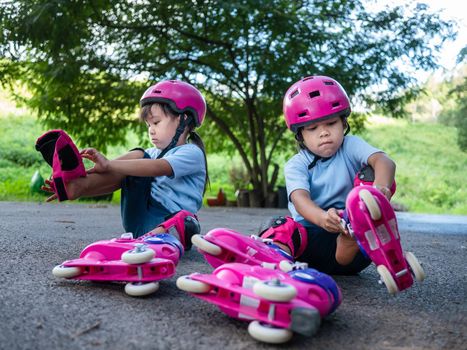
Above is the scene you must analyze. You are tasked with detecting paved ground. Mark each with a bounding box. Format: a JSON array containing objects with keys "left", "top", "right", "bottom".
[{"left": 0, "top": 201, "right": 466, "bottom": 350}]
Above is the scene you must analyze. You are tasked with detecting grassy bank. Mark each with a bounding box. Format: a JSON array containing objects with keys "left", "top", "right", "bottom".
[{"left": 0, "top": 112, "right": 465, "bottom": 214}]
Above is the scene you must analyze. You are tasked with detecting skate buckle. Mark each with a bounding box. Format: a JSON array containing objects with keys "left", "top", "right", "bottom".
[
  {"left": 395, "top": 269, "right": 408, "bottom": 278},
  {"left": 261, "top": 262, "right": 277, "bottom": 270},
  {"left": 246, "top": 247, "right": 258, "bottom": 257},
  {"left": 120, "top": 232, "right": 134, "bottom": 240},
  {"left": 292, "top": 262, "right": 308, "bottom": 270}
]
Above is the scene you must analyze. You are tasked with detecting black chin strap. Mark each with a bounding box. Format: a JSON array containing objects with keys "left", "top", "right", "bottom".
[
  {"left": 308, "top": 155, "right": 331, "bottom": 170},
  {"left": 157, "top": 115, "right": 188, "bottom": 159}
]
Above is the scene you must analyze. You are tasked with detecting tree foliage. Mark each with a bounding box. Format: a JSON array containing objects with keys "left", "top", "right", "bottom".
[{"left": 0, "top": 0, "right": 456, "bottom": 204}]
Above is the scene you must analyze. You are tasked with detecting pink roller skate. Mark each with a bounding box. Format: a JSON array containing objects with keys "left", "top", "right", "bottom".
[
  {"left": 343, "top": 185, "right": 425, "bottom": 294},
  {"left": 191, "top": 227, "right": 295, "bottom": 271},
  {"left": 177, "top": 263, "right": 342, "bottom": 344},
  {"left": 52, "top": 233, "right": 181, "bottom": 296},
  {"left": 35, "top": 129, "right": 86, "bottom": 201},
  {"left": 52, "top": 210, "right": 199, "bottom": 296}
]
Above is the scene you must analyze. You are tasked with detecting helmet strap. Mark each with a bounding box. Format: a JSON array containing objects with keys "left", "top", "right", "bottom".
[{"left": 156, "top": 114, "right": 188, "bottom": 159}]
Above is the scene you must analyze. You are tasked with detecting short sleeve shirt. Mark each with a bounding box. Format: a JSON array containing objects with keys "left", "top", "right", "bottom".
[
  {"left": 146, "top": 144, "right": 206, "bottom": 214},
  {"left": 285, "top": 135, "right": 381, "bottom": 226}
]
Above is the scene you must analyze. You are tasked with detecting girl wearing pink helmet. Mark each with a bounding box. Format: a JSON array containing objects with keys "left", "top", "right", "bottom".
[
  {"left": 260, "top": 76, "right": 396, "bottom": 275},
  {"left": 42, "top": 80, "right": 208, "bottom": 247}
]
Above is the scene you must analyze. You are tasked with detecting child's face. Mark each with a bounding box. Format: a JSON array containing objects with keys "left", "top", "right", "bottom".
[
  {"left": 300, "top": 116, "right": 345, "bottom": 157},
  {"left": 145, "top": 104, "right": 181, "bottom": 149}
]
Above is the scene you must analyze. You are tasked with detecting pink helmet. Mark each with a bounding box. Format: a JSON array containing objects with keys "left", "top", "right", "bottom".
[
  {"left": 140, "top": 80, "right": 206, "bottom": 127},
  {"left": 283, "top": 76, "right": 351, "bottom": 133}
]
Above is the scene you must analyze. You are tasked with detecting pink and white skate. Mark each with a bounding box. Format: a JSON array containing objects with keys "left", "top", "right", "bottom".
[
  {"left": 52, "top": 232, "right": 183, "bottom": 296},
  {"left": 344, "top": 185, "right": 425, "bottom": 294},
  {"left": 177, "top": 262, "right": 342, "bottom": 344},
  {"left": 191, "top": 228, "right": 295, "bottom": 271}
]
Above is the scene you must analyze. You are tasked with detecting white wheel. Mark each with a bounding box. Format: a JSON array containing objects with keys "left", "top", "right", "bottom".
[
  {"left": 278, "top": 260, "right": 294, "bottom": 273},
  {"left": 377, "top": 265, "right": 398, "bottom": 295},
  {"left": 176, "top": 275, "right": 211, "bottom": 293},
  {"left": 405, "top": 251, "right": 425, "bottom": 282},
  {"left": 124, "top": 282, "right": 159, "bottom": 296},
  {"left": 52, "top": 265, "right": 82, "bottom": 278},
  {"left": 252, "top": 280, "right": 297, "bottom": 302},
  {"left": 247, "top": 321, "right": 292, "bottom": 344},
  {"left": 359, "top": 189, "right": 381, "bottom": 220},
  {"left": 121, "top": 245, "right": 155, "bottom": 264},
  {"left": 191, "top": 234, "right": 222, "bottom": 256}
]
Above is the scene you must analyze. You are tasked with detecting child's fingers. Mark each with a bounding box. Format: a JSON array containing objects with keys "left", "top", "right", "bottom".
[
  {"left": 40, "top": 185, "right": 54, "bottom": 193},
  {"left": 46, "top": 193, "right": 57, "bottom": 202}
]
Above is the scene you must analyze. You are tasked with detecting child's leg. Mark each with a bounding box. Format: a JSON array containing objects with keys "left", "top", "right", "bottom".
[
  {"left": 120, "top": 174, "right": 170, "bottom": 237},
  {"left": 335, "top": 233, "right": 360, "bottom": 266},
  {"left": 299, "top": 225, "right": 371, "bottom": 275}
]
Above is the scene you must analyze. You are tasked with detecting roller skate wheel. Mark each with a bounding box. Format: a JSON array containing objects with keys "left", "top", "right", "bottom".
[
  {"left": 121, "top": 245, "right": 155, "bottom": 264},
  {"left": 253, "top": 280, "right": 297, "bottom": 302},
  {"left": 377, "top": 265, "right": 398, "bottom": 295},
  {"left": 124, "top": 281, "right": 159, "bottom": 296},
  {"left": 359, "top": 189, "right": 381, "bottom": 220},
  {"left": 278, "top": 260, "right": 294, "bottom": 273},
  {"left": 176, "top": 275, "right": 211, "bottom": 293},
  {"left": 247, "top": 321, "right": 292, "bottom": 344},
  {"left": 191, "top": 234, "right": 222, "bottom": 256},
  {"left": 405, "top": 251, "right": 425, "bottom": 282},
  {"left": 52, "top": 265, "right": 82, "bottom": 278}
]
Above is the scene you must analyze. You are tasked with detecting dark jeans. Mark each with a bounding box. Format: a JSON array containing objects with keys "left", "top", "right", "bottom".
[
  {"left": 298, "top": 224, "right": 371, "bottom": 275},
  {"left": 120, "top": 152, "right": 170, "bottom": 238}
]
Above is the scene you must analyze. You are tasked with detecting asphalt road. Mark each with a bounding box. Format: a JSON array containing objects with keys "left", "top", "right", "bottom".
[{"left": 0, "top": 201, "right": 466, "bottom": 350}]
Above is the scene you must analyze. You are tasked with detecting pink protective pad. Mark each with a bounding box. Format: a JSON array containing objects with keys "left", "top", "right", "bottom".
[
  {"left": 259, "top": 216, "right": 308, "bottom": 258},
  {"left": 35, "top": 129, "right": 86, "bottom": 201},
  {"left": 140, "top": 210, "right": 200, "bottom": 251}
]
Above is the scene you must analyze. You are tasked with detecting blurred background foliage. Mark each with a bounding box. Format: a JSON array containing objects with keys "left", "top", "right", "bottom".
[{"left": 0, "top": 0, "right": 465, "bottom": 212}]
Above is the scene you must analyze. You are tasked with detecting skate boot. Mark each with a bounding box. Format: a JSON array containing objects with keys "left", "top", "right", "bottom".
[
  {"left": 35, "top": 129, "right": 86, "bottom": 201},
  {"left": 177, "top": 262, "right": 342, "bottom": 344},
  {"left": 344, "top": 185, "right": 425, "bottom": 294},
  {"left": 191, "top": 227, "right": 297, "bottom": 271},
  {"left": 52, "top": 232, "right": 182, "bottom": 297}
]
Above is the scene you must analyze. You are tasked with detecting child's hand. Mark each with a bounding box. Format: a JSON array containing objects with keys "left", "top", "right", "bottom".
[
  {"left": 41, "top": 178, "right": 58, "bottom": 202},
  {"left": 320, "top": 208, "right": 347, "bottom": 234},
  {"left": 374, "top": 185, "right": 392, "bottom": 201},
  {"left": 80, "top": 148, "right": 110, "bottom": 174}
]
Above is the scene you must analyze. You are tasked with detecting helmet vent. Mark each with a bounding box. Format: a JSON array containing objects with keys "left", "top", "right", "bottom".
[
  {"left": 324, "top": 81, "right": 334, "bottom": 85},
  {"left": 332, "top": 102, "right": 340, "bottom": 107},
  {"left": 309, "top": 90, "right": 320, "bottom": 98},
  {"left": 153, "top": 89, "right": 162, "bottom": 94},
  {"left": 298, "top": 111, "right": 307, "bottom": 118},
  {"left": 303, "top": 77, "right": 314, "bottom": 81},
  {"left": 290, "top": 89, "right": 299, "bottom": 98}
]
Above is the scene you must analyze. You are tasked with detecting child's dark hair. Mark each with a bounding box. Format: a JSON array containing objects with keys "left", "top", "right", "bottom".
[{"left": 140, "top": 103, "right": 210, "bottom": 194}]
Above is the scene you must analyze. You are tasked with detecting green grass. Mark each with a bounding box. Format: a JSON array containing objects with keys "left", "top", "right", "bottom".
[
  {"left": 362, "top": 117, "right": 467, "bottom": 214},
  {"left": 0, "top": 111, "right": 466, "bottom": 214}
]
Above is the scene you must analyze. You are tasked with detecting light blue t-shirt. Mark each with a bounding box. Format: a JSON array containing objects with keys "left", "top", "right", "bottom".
[
  {"left": 146, "top": 143, "right": 206, "bottom": 214},
  {"left": 285, "top": 135, "right": 381, "bottom": 227}
]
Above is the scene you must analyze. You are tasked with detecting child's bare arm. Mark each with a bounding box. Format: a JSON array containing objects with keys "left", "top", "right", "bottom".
[
  {"left": 81, "top": 148, "right": 173, "bottom": 177},
  {"left": 368, "top": 152, "right": 396, "bottom": 199},
  {"left": 290, "top": 189, "right": 345, "bottom": 233}
]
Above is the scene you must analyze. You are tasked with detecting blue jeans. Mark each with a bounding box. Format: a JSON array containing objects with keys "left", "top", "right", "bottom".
[{"left": 120, "top": 152, "right": 171, "bottom": 238}]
